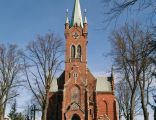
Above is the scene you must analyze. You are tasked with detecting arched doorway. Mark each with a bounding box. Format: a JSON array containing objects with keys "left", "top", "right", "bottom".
[{"left": 71, "top": 114, "right": 81, "bottom": 120}]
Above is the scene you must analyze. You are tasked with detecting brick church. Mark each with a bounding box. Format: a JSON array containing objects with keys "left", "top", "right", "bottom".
[{"left": 48, "top": 0, "right": 118, "bottom": 120}]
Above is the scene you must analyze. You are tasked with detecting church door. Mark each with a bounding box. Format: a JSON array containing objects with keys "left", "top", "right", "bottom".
[{"left": 71, "top": 114, "right": 81, "bottom": 120}]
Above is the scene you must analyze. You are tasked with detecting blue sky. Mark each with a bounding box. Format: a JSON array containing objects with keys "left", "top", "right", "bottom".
[
  {"left": 0, "top": 0, "right": 155, "bottom": 119},
  {"left": 0, "top": 0, "right": 151, "bottom": 73},
  {"left": 0, "top": 0, "right": 113, "bottom": 116},
  {"left": 0, "top": 0, "right": 113, "bottom": 74}
]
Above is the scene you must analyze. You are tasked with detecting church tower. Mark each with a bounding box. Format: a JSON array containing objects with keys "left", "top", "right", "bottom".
[
  {"left": 48, "top": 0, "right": 118, "bottom": 120},
  {"left": 62, "top": 0, "right": 96, "bottom": 119}
]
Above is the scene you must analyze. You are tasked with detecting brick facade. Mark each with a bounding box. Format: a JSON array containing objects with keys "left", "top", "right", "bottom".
[{"left": 47, "top": 1, "right": 118, "bottom": 120}]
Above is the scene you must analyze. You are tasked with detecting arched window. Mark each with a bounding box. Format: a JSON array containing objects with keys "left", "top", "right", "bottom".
[
  {"left": 71, "top": 45, "right": 76, "bottom": 58},
  {"left": 77, "top": 45, "right": 81, "bottom": 58},
  {"left": 71, "top": 87, "right": 80, "bottom": 103}
]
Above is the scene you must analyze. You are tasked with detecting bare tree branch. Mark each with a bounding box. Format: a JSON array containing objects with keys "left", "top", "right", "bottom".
[
  {"left": 0, "top": 44, "right": 22, "bottom": 120},
  {"left": 102, "top": 0, "right": 156, "bottom": 27},
  {"left": 111, "top": 23, "right": 155, "bottom": 120},
  {"left": 23, "top": 33, "right": 64, "bottom": 120}
]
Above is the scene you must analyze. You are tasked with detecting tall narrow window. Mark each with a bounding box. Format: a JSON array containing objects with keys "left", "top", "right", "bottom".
[
  {"left": 71, "top": 87, "right": 80, "bottom": 103},
  {"left": 104, "top": 101, "right": 108, "bottom": 115},
  {"left": 77, "top": 45, "right": 81, "bottom": 58},
  {"left": 71, "top": 45, "right": 76, "bottom": 58}
]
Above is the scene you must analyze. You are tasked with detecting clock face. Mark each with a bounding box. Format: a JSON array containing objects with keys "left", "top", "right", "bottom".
[{"left": 72, "top": 32, "right": 80, "bottom": 39}]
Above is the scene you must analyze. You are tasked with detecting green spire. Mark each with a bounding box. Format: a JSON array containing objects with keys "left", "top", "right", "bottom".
[{"left": 71, "top": 0, "right": 83, "bottom": 28}]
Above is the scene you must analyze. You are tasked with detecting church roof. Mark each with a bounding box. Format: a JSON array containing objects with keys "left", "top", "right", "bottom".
[
  {"left": 71, "top": 0, "right": 83, "bottom": 28},
  {"left": 50, "top": 76, "right": 113, "bottom": 93},
  {"left": 49, "top": 79, "right": 58, "bottom": 92},
  {"left": 96, "top": 77, "right": 112, "bottom": 92}
]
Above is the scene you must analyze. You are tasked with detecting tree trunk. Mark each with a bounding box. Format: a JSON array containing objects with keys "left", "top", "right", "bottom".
[
  {"left": 41, "top": 90, "right": 49, "bottom": 120},
  {"left": 0, "top": 107, "right": 4, "bottom": 120},
  {"left": 126, "top": 102, "right": 130, "bottom": 120},
  {"left": 139, "top": 80, "right": 149, "bottom": 120},
  {"left": 126, "top": 113, "right": 130, "bottom": 120},
  {"left": 154, "top": 107, "right": 156, "bottom": 120},
  {"left": 0, "top": 100, "right": 4, "bottom": 120},
  {"left": 140, "top": 91, "right": 149, "bottom": 120},
  {"left": 130, "top": 91, "right": 135, "bottom": 120}
]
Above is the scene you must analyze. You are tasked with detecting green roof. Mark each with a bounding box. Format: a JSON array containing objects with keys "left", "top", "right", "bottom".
[{"left": 71, "top": 0, "right": 83, "bottom": 28}]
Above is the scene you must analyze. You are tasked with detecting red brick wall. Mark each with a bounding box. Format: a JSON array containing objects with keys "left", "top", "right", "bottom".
[
  {"left": 96, "top": 93, "right": 118, "bottom": 120},
  {"left": 47, "top": 23, "right": 118, "bottom": 120}
]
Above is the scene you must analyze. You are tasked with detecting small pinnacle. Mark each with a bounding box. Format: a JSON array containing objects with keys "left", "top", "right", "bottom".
[
  {"left": 65, "top": 9, "right": 69, "bottom": 24},
  {"left": 111, "top": 65, "right": 114, "bottom": 77},
  {"left": 84, "top": 9, "right": 87, "bottom": 13},
  {"left": 84, "top": 9, "right": 87, "bottom": 23}
]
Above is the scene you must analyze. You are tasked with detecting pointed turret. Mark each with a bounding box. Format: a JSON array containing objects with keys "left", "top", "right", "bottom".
[
  {"left": 84, "top": 16, "right": 87, "bottom": 24},
  {"left": 65, "top": 9, "right": 70, "bottom": 30},
  {"left": 83, "top": 9, "right": 88, "bottom": 36},
  {"left": 111, "top": 65, "right": 114, "bottom": 78},
  {"left": 71, "top": 0, "right": 83, "bottom": 28},
  {"left": 65, "top": 9, "right": 70, "bottom": 38},
  {"left": 84, "top": 9, "right": 87, "bottom": 24},
  {"left": 65, "top": 9, "right": 69, "bottom": 24}
]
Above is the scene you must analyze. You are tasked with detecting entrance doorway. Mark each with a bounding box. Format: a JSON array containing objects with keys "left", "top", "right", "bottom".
[{"left": 71, "top": 114, "right": 81, "bottom": 120}]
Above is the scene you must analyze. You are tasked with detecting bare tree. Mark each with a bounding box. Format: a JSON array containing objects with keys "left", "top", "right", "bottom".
[
  {"left": 116, "top": 78, "right": 142, "bottom": 120},
  {"left": 23, "top": 33, "right": 64, "bottom": 120},
  {"left": 150, "top": 30, "right": 156, "bottom": 70},
  {"left": 116, "top": 80, "right": 131, "bottom": 120},
  {"left": 0, "top": 44, "right": 22, "bottom": 120},
  {"left": 102, "top": 0, "right": 156, "bottom": 26},
  {"left": 111, "top": 23, "right": 155, "bottom": 120}
]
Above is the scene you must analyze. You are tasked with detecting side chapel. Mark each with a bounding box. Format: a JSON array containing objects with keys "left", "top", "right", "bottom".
[{"left": 48, "top": 0, "right": 118, "bottom": 120}]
